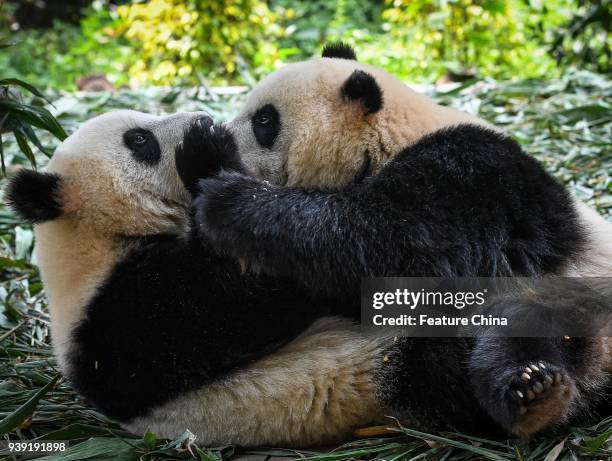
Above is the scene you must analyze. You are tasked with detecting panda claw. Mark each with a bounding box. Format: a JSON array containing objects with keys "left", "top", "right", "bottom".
[
  {"left": 502, "top": 361, "right": 576, "bottom": 438},
  {"left": 533, "top": 381, "right": 544, "bottom": 394}
]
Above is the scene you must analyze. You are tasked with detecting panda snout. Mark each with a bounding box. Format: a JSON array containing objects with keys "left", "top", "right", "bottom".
[{"left": 195, "top": 115, "right": 214, "bottom": 130}]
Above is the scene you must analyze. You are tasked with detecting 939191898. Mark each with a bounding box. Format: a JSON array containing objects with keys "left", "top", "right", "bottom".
[{"left": 0, "top": 441, "right": 68, "bottom": 456}]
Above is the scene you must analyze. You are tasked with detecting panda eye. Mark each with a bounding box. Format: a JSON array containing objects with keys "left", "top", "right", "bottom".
[
  {"left": 124, "top": 130, "right": 150, "bottom": 149},
  {"left": 123, "top": 128, "right": 161, "bottom": 165},
  {"left": 254, "top": 114, "right": 271, "bottom": 125},
  {"left": 133, "top": 134, "right": 147, "bottom": 145}
]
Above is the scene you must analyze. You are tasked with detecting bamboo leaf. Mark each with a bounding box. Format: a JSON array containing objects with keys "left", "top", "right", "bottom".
[
  {"left": 36, "top": 424, "right": 136, "bottom": 442},
  {"left": 543, "top": 437, "right": 566, "bottom": 461},
  {"left": 13, "top": 128, "right": 37, "bottom": 168},
  {"left": 0, "top": 375, "right": 59, "bottom": 436},
  {"left": 578, "top": 428, "right": 612, "bottom": 453},
  {"left": 19, "top": 122, "right": 53, "bottom": 157},
  {"left": 36, "top": 437, "right": 143, "bottom": 461},
  {"left": 0, "top": 78, "right": 51, "bottom": 103},
  {"left": 0, "top": 100, "right": 67, "bottom": 140},
  {"left": 0, "top": 130, "right": 4, "bottom": 177},
  {"left": 395, "top": 426, "right": 511, "bottom": 460},
  {"left": 0, "top": 256, "right": 31, "bottom": 268}
]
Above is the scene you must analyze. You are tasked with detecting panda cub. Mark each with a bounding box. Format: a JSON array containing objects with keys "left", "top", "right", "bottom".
[
  {"left": 178, "top": 44, "right": 611, "bottom": 438},
  {"left": 5, "top": 110, "right": 365, "bottom": 446}
]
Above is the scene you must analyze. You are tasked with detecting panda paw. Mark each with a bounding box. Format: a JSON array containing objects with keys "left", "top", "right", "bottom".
[
  {"left": 501, "top": 361, "right": 576, "bottom": 438},
  {"left": 175, "top": 117, "right": 243, "bottom": 197},
  {"left": 194, "top": 170, "right": 269, "bottom": 246}
]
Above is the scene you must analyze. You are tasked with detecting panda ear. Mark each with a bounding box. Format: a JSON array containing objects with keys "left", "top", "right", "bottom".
[
  {"left": 322, "top": 42, "right": 357, "bottom": 60},
  {"left": 5, "top": 170, "right": 64, "bottom": 223},
  {"left": 341, "top": 70, "right": 384, "bottom": 115}
]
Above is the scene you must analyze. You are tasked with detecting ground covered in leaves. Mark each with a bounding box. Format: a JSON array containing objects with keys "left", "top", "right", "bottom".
[{"left": 0, "top": 71, "right": 610, "bottom": 460}]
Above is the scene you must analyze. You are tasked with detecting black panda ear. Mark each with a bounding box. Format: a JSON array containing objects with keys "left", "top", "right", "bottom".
[
  {"left": 341, "top": 70, "right": 383, "bottom": 115},
  {"left": 322, "top": 42, "right": 357, "bottom": 60},
  {"left": 5, "top": 169, "right": 64, "bottom": 223}
]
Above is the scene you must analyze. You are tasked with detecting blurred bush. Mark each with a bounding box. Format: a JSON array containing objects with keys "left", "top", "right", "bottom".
[
  {"left": 378, "top": 0, "right": 609, "bottom": 80},
  {"left": 380, "top": 0, "right": 556, "bottom": 81},
  {"left": 0, "top": 3, "right": 131, "bottom": 90},
  {"left": 0, "top": 0, "right": 608, "bottom": 89},
  {"left": 271, "top": 0, "right": 386, "bottom": 59},
  {"left": 274, "top": 0, "right": 609, "bottom": 82},
  {"left": 116, "top": 0, "right": 283, "bottom": 86}
]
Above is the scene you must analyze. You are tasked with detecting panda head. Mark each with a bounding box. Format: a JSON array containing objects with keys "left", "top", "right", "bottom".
[
  {"left": 5, "top": 110, "right": 205, "bottom": 236},
  {"left": 225, "top": 43, "right": 478, "bottom": 188}
]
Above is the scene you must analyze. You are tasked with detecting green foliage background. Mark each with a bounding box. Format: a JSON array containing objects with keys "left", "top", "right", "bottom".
[
  {"left": 0, "top": 0, "right": 609, "bottom": 89},
  {"left": 0, "top": 1, "right": 610, "bottom": 459}
]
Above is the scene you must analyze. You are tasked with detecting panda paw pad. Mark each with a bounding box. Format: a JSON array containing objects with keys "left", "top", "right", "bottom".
[
  {"left": 176, "top": 119, "right": 242, "bottom": 196},
  {"left": 507, "top": 361, "right": 576, "bottom": 438}
]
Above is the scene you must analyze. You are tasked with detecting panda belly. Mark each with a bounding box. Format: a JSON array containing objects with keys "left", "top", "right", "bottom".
[{"left": 125, "top": 318, "right": 392, "bottom": 447}]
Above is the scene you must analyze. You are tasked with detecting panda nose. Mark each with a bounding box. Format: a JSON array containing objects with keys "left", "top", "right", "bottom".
[{"left": 195, "top": 115, "right": 214, "bottom": 130}]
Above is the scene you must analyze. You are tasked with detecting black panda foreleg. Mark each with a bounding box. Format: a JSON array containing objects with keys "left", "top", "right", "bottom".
[
  {"left": 175, "top": 117, "right": 245, "bottom": 197},
  {"left": 190, "top": 170, "right": 409, "bottom": 301},
  {"left": 377, "top": 281, "right": 611, "bottom": 438},
  {"left": 175, "top": 121, "right": 470, "bottom": 299},
  {"left": 377, "top": 335, "right": 609, "bottom": 439}
]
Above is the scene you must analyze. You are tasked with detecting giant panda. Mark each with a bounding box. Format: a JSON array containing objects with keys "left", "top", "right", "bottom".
[
  {"left": 176, "top": 44, "right": 612, "bottom": 439},
  {"left": 5, "top": 110, "right": 396, "bottom": 447}
]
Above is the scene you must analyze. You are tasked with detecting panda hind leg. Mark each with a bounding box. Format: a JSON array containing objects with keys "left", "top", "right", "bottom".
[
  {"left": 374, "top": 338, "right": 496, "bottom": 435},
  {"left": 469, "top": 337, "right": 579, "bottom": 438}
]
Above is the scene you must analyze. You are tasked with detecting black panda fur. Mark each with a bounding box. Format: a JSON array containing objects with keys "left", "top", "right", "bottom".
[
  {"left": 67, "top": 232, "right": 334, "bottom": 421},
  {"left": 322, "top": 42, "right": 358, "bottom": 60}
]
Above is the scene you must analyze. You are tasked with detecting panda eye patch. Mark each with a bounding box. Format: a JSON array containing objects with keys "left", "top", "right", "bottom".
[
  {"left": 252, "top": 104, "right": 280, "bottom": 149},
  {"left": 123, "top": 128, "right": 161, "bottom": 165}
]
